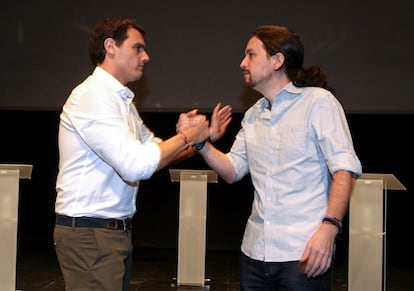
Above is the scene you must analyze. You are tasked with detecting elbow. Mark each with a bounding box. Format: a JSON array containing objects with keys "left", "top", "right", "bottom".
[
  {"left": 224, "top": 178, "right": 236, "bottom": 184},
  {"left": 221, "top": 172, "right": 237, "bottom": 184},
  {"left": 118, "top": 163, "right": 157, "bottom": 183},
  {"left": 121, "top": 171, "right": 153, "bottom": 184}
]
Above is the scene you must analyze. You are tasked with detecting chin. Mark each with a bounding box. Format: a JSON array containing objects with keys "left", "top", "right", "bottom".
[
  {"left": 243, "top": 76, "right": 253, "bottom": 86},
  {"left": 245, "top": 81, "right": 255, "bottom": 88},
  {"left": 134, "top": 72, "right": 144, "bottom": 80}
]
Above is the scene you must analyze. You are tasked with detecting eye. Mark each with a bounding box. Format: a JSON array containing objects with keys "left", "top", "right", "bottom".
[{"left": 134, "top": 44, "right": 146, "bottom": 53}]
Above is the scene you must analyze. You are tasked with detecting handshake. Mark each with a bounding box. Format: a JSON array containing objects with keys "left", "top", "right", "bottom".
[{"left": 176, "top": 102, "right": 233, "bottom": 149}]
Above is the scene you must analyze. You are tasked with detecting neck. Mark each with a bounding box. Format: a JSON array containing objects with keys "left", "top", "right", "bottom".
[{"left": 259, "top": 75, "right": 291, "bottom": 105}]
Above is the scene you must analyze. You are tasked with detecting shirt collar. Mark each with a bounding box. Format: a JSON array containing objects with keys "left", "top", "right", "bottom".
[
  {"left": 92, "top": 67, "right": 135, "bottom": 101},
  {"left": 117, "top": 87, "right": 135, "bottom": 102},
  {"left": 256, "top": 82, "right": 303, "bottom": 113},
  {"left": 283, "top": 81, "right": 303, "bottom": 95}
]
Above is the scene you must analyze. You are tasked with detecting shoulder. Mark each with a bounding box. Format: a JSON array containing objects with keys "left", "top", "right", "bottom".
[
  {"left": 66, "top": 75, "right": 120, "bottom": 115},
  {"left": 301, "top": 87, "right": 341, "bottom": 107}
]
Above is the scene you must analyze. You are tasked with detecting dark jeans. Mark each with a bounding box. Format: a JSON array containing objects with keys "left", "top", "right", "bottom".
[{"left": 240, "top": 252, "right": 333, "bottom": 291}]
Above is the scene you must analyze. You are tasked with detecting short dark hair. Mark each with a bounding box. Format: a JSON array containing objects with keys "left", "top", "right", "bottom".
[{"left": 88, "top": 18, "right": 145, "bottom": 66}]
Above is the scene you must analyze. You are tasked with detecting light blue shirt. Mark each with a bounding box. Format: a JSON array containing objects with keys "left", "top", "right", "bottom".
[
  {"left": 55, "top": 67, "right": 161, "bottom": 219},
  {"left": 227, "top": 82, "right": 362, "bottom": 262}
]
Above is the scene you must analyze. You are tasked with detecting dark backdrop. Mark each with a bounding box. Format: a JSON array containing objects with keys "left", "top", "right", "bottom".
[
  {"left": 1, "top": 0, "right": 412, "bottom": 113},
  {"left": 1, "top": 110, "right": 412, "bottom": 265}
]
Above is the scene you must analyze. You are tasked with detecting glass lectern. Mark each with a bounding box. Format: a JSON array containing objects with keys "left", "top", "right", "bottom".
[
  {"left": 0, "top": 164, "right": 33, "bottom": 291},
  {"left": 169, "top": 169, "right": 217, "bottom": 289},
  {"left": 348, "top": 173, "right": 406, "bottom": 291}
]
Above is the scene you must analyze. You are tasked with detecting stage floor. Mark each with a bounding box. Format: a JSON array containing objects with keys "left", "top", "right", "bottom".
[{"left": 16, "top": 245, "right": 412, "bottom": 291}]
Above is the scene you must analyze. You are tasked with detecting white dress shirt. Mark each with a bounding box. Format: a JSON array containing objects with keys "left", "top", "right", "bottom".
[
  {"left": 55, "top": 67, "right": 161, "bottom": 219},
  {"left": 227, "top": 82, "right": 362, "bottom": 262}
]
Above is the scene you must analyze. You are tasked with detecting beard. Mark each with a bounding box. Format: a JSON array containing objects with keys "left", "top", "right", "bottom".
[{"left": 243, "top": 73, "right": 255, "bottom": 88}]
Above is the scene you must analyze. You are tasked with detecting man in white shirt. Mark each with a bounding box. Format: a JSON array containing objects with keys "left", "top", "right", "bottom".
[{"left": 54, "top": 17, "right": 231, "bottom": 291}]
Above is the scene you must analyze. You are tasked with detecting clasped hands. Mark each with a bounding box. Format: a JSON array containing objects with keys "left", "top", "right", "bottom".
[{"left": 176, "top": 102, "right": 233, "bottom": 144}]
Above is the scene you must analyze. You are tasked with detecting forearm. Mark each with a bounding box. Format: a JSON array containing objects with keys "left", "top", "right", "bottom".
[
  {"left": 198, "top": 141, "right": 236, "bottom": 184},
  {"left": 156, "top": 133, "right": 196, "bottom": 170},
  {"left": 326, "top": 170, "right": 356, "bottom": 220}
]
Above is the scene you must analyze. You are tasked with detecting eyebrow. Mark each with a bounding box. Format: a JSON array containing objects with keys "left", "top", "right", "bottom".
[
  {"left": 245, "top": 48, "right": 254, "bottom": 54},
  {"left": 134, "top": 43, "right": 146, "bottom": 49}
]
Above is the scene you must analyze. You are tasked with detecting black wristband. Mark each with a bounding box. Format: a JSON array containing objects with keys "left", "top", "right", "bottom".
[
  {"left": 322, "top": 215, "right": 342, "bottom": 233},
  {"left": 193, "top": 140, "right": 206, "bottom": 151}
]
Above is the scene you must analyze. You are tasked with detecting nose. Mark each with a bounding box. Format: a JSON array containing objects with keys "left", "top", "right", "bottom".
[
  {"left": 240, "top": 58, "right": 246, "bottom": 69},
  {"left": 143, "top": 51, "right": 150, "bottom": 63},
  {"left": 240, "top": 57, "right": 247, "bottom": 69}
]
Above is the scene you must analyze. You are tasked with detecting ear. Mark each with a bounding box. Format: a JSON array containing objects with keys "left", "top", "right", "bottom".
[
  {"left": 271, "top": 52, "right": 285, "bottom": 70},
  {"left": 103, "top": 38, "right": 116, "bottom": 55}
]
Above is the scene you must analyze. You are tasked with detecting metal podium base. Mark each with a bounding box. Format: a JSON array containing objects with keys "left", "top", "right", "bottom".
[{"left": 170, "top": 277, "right": 211, "bottom": 290}]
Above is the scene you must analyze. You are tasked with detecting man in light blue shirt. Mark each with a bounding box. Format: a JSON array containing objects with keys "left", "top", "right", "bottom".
[{"left": 178, "top": 25, "right": 362, "bottom": 290}]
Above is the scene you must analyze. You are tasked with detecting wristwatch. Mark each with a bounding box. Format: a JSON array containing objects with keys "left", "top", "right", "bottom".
[{"left": 193, "top": 140, "right": 206, "bottom": 151}]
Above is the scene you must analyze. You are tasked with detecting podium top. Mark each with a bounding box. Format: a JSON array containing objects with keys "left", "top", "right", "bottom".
[
  {"left": 169, "top": 169, "right": 218, "bottom": 183},
  {"left": 359, "top": 173, "right": 406, "bottom": 190},
  {"left": 0, "top": 164, "right": 33, "bottom": 179}
]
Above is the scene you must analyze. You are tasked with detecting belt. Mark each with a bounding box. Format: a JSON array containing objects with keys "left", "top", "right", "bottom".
[{"left": 56, "top": 214, "right": 132, "bottom": 231}]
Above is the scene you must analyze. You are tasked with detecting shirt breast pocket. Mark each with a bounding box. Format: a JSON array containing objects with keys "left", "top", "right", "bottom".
[{"left": 277, "top": 126, "right": 309, "bottom": 163}]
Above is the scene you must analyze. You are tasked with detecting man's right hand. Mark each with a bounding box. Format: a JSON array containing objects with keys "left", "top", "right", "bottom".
[
  {"left": 209, "top": 102, "right": 232, "bottom": 142},
  {"left": 176, "top": 109, "right": 204, "bottom": 133}
]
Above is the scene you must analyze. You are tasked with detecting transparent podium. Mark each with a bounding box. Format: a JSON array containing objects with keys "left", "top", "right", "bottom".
[
  {"left": 348, "top": 173, "right": 406, "bottom": 291},
  {"left": 169, "top": 169, "right": 217, "bottom": 289},
  {"left": 0, "top": 164, "right": 33, "bottom": 291}
]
